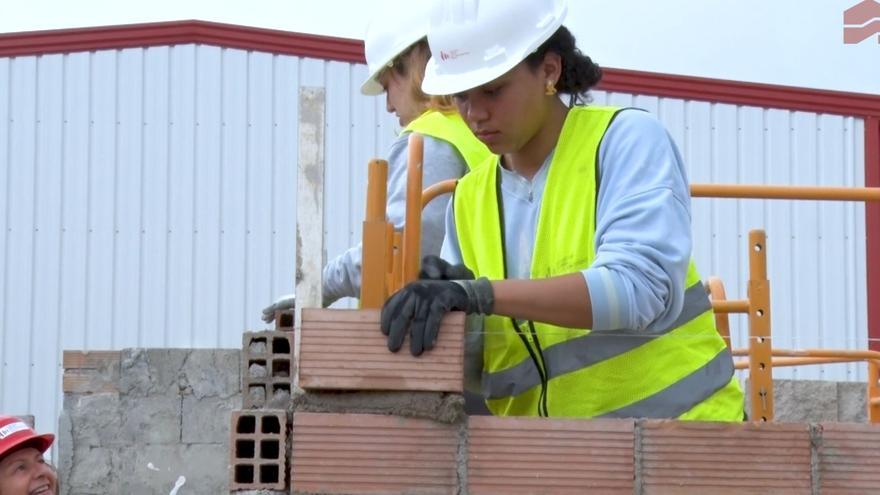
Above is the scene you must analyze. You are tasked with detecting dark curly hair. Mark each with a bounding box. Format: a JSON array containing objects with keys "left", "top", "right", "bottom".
[{"left": 524, "top": 26, "right": 603, "bottom": 106}]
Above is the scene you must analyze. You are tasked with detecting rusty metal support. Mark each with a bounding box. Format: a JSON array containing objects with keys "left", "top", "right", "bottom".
[
  {"left": 691, "top": 184, "right": 880, "bottom": 201},
  {"left": 747, "top": 230, "right": 773, "bottom": 422},
  {"left": 360, "top": 159, "right": 390, "bottom": 309},
  {"left": 402, "top": 133, "right": 424, "bottom": 286}
]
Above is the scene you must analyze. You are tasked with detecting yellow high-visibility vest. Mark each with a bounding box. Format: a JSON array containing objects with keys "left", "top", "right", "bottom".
[
  {"left": 403, "top": 110, "right": 491, "bottom": 170},
  {"left": 453, "top": 106, "right": 743, "bottom": 420}
]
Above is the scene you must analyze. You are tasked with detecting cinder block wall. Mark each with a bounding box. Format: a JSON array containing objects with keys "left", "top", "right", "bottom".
[
  {"left": 59, "top": 349, "right": 240, "bottom": 495},
  {"left": 59, "top": 347, "right": 871, "bottom": 494}
]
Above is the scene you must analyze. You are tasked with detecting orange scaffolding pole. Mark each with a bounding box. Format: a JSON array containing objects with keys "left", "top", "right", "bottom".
[{"left": 691, "top": 184, "right": 880, "bottom": 201}]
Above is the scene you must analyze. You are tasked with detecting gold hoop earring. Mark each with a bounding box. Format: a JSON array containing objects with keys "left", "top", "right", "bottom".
[{"left": 545, "top": 80, "right": 557, "bottom": 96}]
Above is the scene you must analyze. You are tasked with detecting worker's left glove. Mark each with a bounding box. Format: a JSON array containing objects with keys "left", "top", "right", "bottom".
[
  {"left": 380, "top": 278, "right": 494, "bottom": 356},
  {"left": 261, "top": 294, "right": 295, "bottom": 323}
]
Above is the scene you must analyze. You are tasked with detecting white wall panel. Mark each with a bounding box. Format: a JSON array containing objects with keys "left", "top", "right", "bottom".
[
  {"left": 0, "top": 45, "right": 395, "bottom": 440},
  {"left": 0, "top": 46, "right": 869, "bottom": 441}
]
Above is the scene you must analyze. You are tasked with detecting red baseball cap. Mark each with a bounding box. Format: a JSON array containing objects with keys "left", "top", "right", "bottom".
[{"left": 0, "top": 416, "right": 54, "bottom": 461}]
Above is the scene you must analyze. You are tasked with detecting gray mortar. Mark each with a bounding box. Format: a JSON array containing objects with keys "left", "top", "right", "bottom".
[
  {"left": 291, "top": 388, "right": 466, "bottom": 424},
  {"left": 454, "top": 421, "right": 469, "bottom": 495}
]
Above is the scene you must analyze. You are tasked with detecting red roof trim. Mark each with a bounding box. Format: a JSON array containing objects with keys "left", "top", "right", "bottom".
[
  {"left": 598, "top": 68, "right": 880, "bottom": 118},
  {"left": 0, "top": 20, "right": 366, "bottom": 64},
  {"left": 1, "top": 20, "right": 879, "bottom": 118}
]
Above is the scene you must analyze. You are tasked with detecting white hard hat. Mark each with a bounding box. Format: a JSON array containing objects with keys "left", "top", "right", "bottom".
[
  {"left": 422, "top": 0, "right": 568, "bottom": 96},
  {"left": 360, "top": 2, "right": 432, "bottom": 96}
]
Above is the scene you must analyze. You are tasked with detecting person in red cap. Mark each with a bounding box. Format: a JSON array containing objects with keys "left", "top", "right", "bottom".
[{"left": 0, "top": 416, "right": 57, "bottom": 495}]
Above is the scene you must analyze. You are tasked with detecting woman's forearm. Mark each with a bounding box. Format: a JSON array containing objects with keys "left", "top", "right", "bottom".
[{"left": 491, "top": 273, "right": 593, "bottom": 328}]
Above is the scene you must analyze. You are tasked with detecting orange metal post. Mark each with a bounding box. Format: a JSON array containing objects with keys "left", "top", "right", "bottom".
[
  {"left": 732, "top": 348, "right": 880, "bottom": 359},
  {"left": 735, "top": 357, "right": 864, "bottom": 370},
  {"left": 711, "top": 300, "right": 750, "bottom": 314},
  {"left": 390, "top": 231, "right": 403, "bottom": 296},
  {"left": 691, "top": 184, "right": 880, "bottom": 202},
  {"left": 747, "top": 230, "right": 773, "bottom": 421},
  {"left": 402, "top": 133, "right": 424, "bottom": 286},
  {"left": 706, "top": 277, "right": 732, "bottom": 350},
  {"left": 421, "top": 179, "right": 457, "bottom": 209},
  {"left": 360, "top": 159, "right": 390, "bottom": 309},
  {"left": 869, "top": 360, "right": 879, "bottom": 423}
]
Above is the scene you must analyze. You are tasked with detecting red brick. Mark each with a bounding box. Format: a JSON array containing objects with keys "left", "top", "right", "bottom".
[
  {"left": 299, "top": 309, "right": 465, "bottom": 392},
  {"left": 229, "top": 410, "right": 288, "bottom": 491},
  {"left": 818, "top": 422, "right": 880, "bottom": 494},
  {"left": 62, "top": 350, "right": 120, "bottom": 393},
  {"left": 640, "top": 420, "right": 812, "bottom": 495},
  {"left": 467, "top": 416, "right": 634, "bottom": 495},
  {"left": 291, "top": 412, "right": 459, "bottom": 495}
]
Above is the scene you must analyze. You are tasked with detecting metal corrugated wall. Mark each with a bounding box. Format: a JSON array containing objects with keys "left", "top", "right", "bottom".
[
  {"left": 0, "top": 46, "right": 869, "bottom": 438},
  {"left": 0, "top": 44, "right": 398, "bottom": 437}
]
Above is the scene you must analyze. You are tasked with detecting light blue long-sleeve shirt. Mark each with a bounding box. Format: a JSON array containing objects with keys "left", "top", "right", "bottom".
[
  {"left": 322, "top": 132, "right": 467, "bottom": 306},
  {"left": 441, "top": 109, "right": 694, "bottom": 333}
]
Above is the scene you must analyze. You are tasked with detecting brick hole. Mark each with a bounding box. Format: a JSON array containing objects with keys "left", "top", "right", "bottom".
[
  {"left": 248, "top": 385, "right": 266, "bottom": 405},
  {"left": 272, "top": 383, "right": 291, "bottom": 397},
  {"left": 259, "top": 464, "right": 280, "bottom": 483},
  {"left": 272, "top": 337, "right": 290, "bottom": 354},
  {"left": 248, "top": 360, "right": 268, "bottom": 378},
  {"left": 278, "top": 312, "right": 293, "bottom": 328},
  {"left": 271, "top": 359, "right": 290, "bottom": 377},
  {"left": 248, "top": 337, "right": 268, "bottom": 354},
  {"left": 234, "top": 464, "right": 254, "bottom": 483},
  {"left": 235, "top": 440, "right": 255, "bottom": 459},
  {"left": 260, "top": 439, "right": 280, "bottom": 459},
  {"left": 262, "top": 415, "right": 281, "bottom": 434},
  {"left": 237, "top": 415, "right": 256, "bottom": 434}
]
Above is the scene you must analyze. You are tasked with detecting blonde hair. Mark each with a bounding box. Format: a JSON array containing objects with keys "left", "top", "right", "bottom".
[{"left": 387, "top": 39, "right": 456, "bottom": 114}]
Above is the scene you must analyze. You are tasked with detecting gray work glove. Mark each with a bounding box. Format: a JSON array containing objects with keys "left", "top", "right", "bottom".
[
  {"left": 419, "top": 255, "right": 475, "bottom": 281},
  {"left": 261, "top": 294, "right": 295, "bottom": 323},
  {"left": 380, "top": 278, "right": 493, "bottom": 356}
]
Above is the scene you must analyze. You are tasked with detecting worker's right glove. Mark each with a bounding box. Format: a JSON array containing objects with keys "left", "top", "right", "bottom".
[
  {"left": 419, "top": 255, "right": 474, "bottom": 281},
  {"left": 380, "top": 277, "right": 493, "bottom": 356}
]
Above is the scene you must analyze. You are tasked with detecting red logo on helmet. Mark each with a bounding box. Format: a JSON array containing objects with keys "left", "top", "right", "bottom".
[{"left": 440, "top": 49, "right": 470, "bottom": 61}]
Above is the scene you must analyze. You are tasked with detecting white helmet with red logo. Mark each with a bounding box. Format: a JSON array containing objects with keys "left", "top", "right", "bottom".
[
  {"left": 360, "top": 1, "right": 435, "bottom": 96},
  {"left": 422, "top": 0, "right": 567, "bottom": 96}
]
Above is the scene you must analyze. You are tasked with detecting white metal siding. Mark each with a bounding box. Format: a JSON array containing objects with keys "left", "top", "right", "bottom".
[
  {"left": 0, "top": 47, "right": 869, "bottom": 439},
  {"left": 0, "top": 45, "right": 398, "bottom": 438}
]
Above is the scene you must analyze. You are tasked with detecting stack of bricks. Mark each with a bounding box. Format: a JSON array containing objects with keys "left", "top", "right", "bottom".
[
  {"left": 283, "top": 308, "right": 880, "bottom": 495},
  {"left": 229, "top": 310, "right": 295, "bottom": 492},
  {"left": 224, "top": 306, "right": 880, "bottom": 494}
]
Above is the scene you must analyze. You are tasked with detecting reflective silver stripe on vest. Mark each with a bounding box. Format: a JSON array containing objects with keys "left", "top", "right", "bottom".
[
  {"left": 597, "top": 346, "right": 734, "bottom": 418},
  {"left": 482, "top": 281, "right": 713, "bottom": 400}
]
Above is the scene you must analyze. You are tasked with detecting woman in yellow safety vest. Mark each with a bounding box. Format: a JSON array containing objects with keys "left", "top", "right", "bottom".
[
  {"left": 380, "top": 0, "right": 744, "bottom": 420},
  {"left": 261, "top": 2, "right": 491, "bottom": 319}
]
